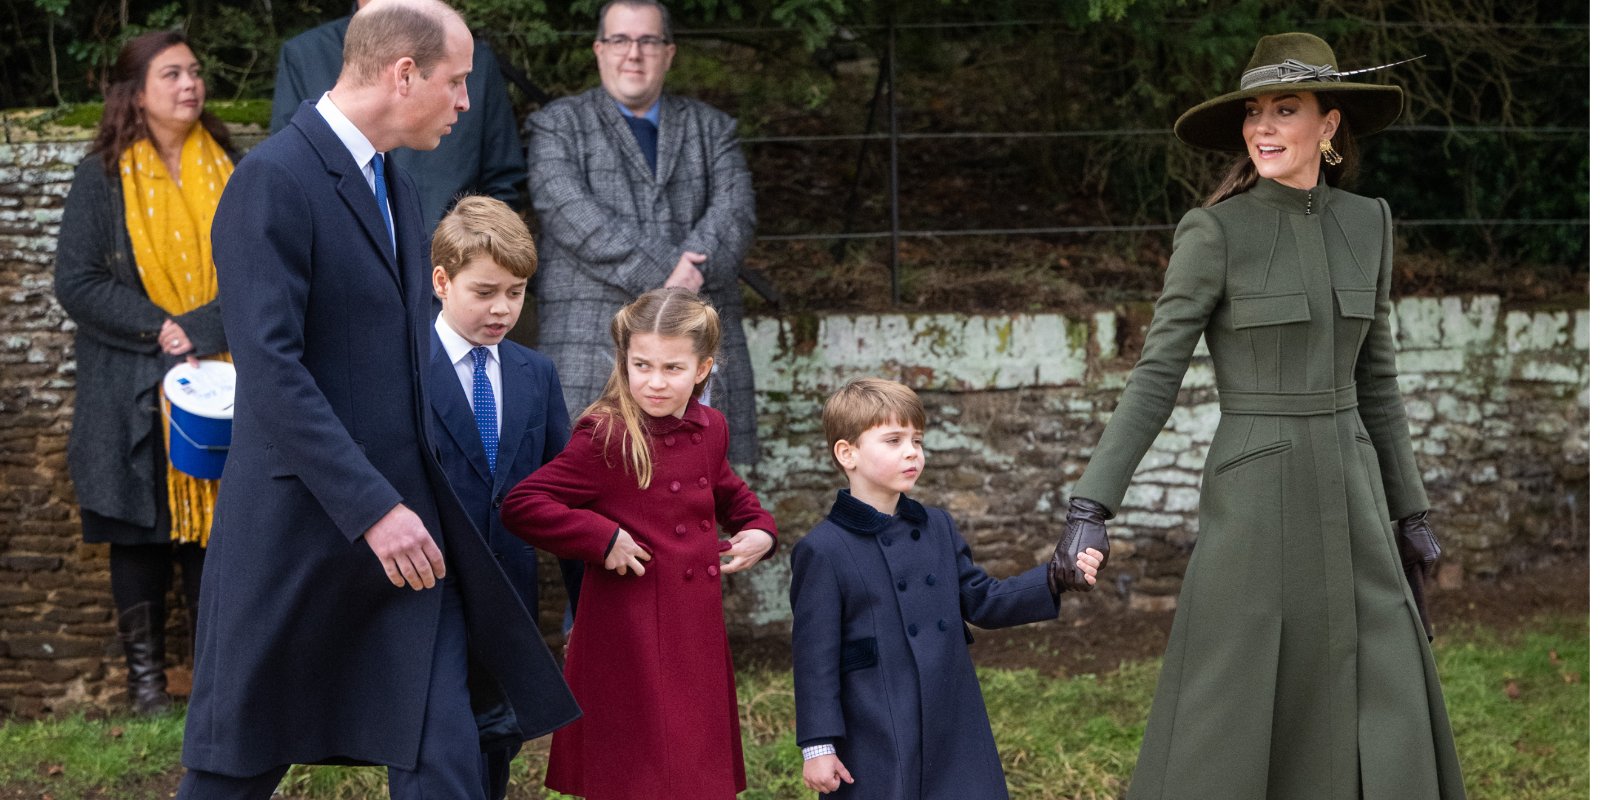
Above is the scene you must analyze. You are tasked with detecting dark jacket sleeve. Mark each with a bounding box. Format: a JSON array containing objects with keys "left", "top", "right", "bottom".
[
  {"left": 53, "top": 163, "right": 165, "bottom": 353},
  {"left": 473, "top": 45, "right": 527, "bottom": 210},
  {"left": 678, "top": 110, "right": 756, "bottom": 293},
  {"left": 944, "top": 512, "right": 1060, "bottom": 629},
  {"left": 1355, "top": 198, "right": 1429, "bottom": 519},
  {"left": 790, "top": 535, "right": 846, "bottom": 746},
  {"left": 541, "top": 360, "right": 571, "bottom": 462}
]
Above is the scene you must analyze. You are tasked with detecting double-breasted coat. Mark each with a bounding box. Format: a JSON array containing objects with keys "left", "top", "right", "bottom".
[
  {"left": 526, "top": 88, "right": 760, "bottom": 463},
  {"left": 1074, "top": 178, "right": 1466, "bottom": 799},
  {"left": 790, "top": 492, "right": 1060, "bottom": 800},
  {"left": 501, "top": 399, "right": 776, "bottom": 799},
  {"left": 53, "top": 157, "right": 229, "bottom": 541},
  {"left": 182, "top": 104, "right": 578, "bottom": 776}
]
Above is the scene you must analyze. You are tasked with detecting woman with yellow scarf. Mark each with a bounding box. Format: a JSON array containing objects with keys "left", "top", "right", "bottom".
[{"left": 54, "top": 30, "right": 235, "bottom": 715}]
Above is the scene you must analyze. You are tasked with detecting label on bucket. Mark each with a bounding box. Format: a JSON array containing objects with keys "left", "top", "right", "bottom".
[{"left": 163, "top": 361, "right": 237, "bottom": 420}]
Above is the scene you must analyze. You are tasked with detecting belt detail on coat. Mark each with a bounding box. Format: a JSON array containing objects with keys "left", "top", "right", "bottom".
[{"left": 1218, "top": 384, "right": 1358, "bottom": 416}]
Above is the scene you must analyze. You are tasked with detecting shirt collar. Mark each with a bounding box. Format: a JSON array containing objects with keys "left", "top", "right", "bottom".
[
  {"left": 613, "top": 97, "right": 662, "bottom": 126},
  {"left": 826, "top": 489, "right": 928, "bottom": 535},
  {"left": 433, "top": 314, "right": 498, "bottom": 366},
  {"left": 315, "top": 92, "right": 379, "bottom": 173}
]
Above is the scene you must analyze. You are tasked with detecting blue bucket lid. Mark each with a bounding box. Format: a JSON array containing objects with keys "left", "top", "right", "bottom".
[{"left": 163, "top": 361, "right": 236, "bottom": 420}]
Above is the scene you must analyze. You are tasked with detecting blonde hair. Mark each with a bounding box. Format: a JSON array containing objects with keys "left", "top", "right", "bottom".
[
  {"left": 341, "top": 0, "right": 459, "bottom": 86},
  {"left": 432, "top": 196, "right": 537, "bottom": 279},
  {"left": 585, "top": 288, "right": 722, "bottom": 489},
  {"left": 822, "top": 378, "right": 927, "bottom": 474}
]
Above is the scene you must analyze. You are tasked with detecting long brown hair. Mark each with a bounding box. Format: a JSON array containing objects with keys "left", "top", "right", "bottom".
[
  {"left": 1202, "top": 92, "right": 1360, "bottom": 208},
  {"left": 90, "top": 30, "right": 233, "bottom": 175},
  {"left": 584, "top": 288, "right": 722, "bottom": 489}
]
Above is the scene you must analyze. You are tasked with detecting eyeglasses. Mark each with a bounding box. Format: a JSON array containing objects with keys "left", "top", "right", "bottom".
[{"left": 597, "top": 35, "right": 670, "bottom": 55}]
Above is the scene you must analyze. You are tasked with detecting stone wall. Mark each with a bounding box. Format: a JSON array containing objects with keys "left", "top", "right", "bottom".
[{"left": 0, "top": 138, "right": 1589, "bottom": 716}]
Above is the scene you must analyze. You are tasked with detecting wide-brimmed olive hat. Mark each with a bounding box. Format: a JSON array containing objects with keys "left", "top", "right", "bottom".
[{"left": 1174, "top": 32, "right": 1412, "bottom": 152}]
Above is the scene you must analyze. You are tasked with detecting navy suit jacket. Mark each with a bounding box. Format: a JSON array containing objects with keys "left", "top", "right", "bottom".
[
  {"left": 271, "top": 17, "right": 526, "bottom": 231},
  {"left": 427, "top": 331, "right": 579, "bottom": 622},
  {"left": 183, "top": 102, "right": 577, "bottom": 776}
]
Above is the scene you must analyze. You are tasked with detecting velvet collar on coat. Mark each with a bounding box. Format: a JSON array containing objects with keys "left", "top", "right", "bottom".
[
  {"left": 1248, "top": 175, "right": 1332, "bottom": 215},
  {"left": 827, "top": 489, "right": 929, "bottom": 535}
]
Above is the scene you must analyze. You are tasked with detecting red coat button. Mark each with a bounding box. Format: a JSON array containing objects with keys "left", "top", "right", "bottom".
[
  {"left": 699, "top": 520, "right": 711, "bottom": 531},
  {"left": 683, "top": 568, "right": 694, "bottom": 581},
  {"left": 675, "top": 524, "right": 687, "bottom": 536},
  {"left": 664, "top": 435, "right": 677, "bottom": 446},
  {"left": 706, "top": 564, "right": 720, "bottom": 577},
  {"left": 698, "top": 476, "right": 709, "bottom": 489},
  {"left": 692, "top": 433, "right": 703, "bottom": 444},
  {"left": 669, "top": 481, "right": 682, "bottom": 493}
]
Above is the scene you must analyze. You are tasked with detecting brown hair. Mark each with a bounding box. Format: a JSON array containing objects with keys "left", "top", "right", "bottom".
[
  {"left": 596, "top": 0, "right": 674, "bottom": 41},
  {"left": 431, "top": 195, "right": 537, "bottom": 279},
  {"left": 90, "top": 30, "right": 233, "bottom": 175},
  {"left": 585, "top": 287, "right": 721, "bottom": 488},
  {"left": 341, "top": 0, "right": 456, "bottom": 86},
  {"left": 1202, "top": 92, "right": 1360, "bottom": 208},
  {"left": 822, "top": 378, "right": 927, "bottom": 474}
]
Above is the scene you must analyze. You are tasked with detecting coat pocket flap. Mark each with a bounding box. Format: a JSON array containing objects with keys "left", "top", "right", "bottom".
[
  {"left": 1335, "top": 288, "right": 1377, "bottom": 320},
  {"left": 840, "top": 637, "right": 878, "bottom": 673},
  {"left": 1231, "top": 292, "right": 1311, "bottom": 330}
]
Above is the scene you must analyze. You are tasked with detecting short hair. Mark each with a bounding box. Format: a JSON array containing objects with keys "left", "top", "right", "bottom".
[
  {"left": 596, "top": 0, "right": 674, "bottom": 42},
  {"left": 342, "top": 0, "right": 458, "bottom": 85},
  {"left": 823, "top": 378, "right": 927, "bottom": 473},
  {"left": 431, "top": 196, "right": 538, "bottom": 279}
]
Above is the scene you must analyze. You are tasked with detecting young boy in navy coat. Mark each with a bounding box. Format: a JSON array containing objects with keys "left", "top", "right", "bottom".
[
  {"left": 426, "top": 196, "right": 581, "bottom": 800},
  {"left": 789, "top": 378, "right": 1105, "bottom": 798}
]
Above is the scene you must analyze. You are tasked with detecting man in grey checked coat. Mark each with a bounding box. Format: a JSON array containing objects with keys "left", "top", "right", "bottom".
[{"left": 527, "top": 0, "right": 759, "bottom": 464}]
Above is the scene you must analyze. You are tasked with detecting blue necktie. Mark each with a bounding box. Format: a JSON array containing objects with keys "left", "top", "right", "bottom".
[
  {"left": 470, "top": 347, "right": 498, "bottom": 476},
  {"left": 371, "top": 152, "right": 395, "bottom": 252},
  {"left": 623, "top": 115, "right": 658, "bottom": 175}
]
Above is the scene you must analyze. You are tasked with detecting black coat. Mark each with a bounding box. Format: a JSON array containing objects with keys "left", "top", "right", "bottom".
[
  {"left": 181, "top": 103, "right": 577, "bottom": 776},
  {"left": 53, "top": 157, "right": 228, "bottom": 539},
  {"left": 790, "top": 492, "right": 1060, "bottom": 800}
]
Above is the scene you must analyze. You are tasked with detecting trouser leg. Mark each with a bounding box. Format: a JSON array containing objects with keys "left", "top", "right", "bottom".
[
  {"left": 388, "top": 580, "right": 484, "bottom": 800},
  {"left": 176, "top": 764, "right": 289, "bottom": 800}
]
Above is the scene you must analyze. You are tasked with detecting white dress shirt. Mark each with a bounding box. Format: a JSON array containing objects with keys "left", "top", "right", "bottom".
[{"left": 434, "top": 314, "right": 503, "bottom": 437}]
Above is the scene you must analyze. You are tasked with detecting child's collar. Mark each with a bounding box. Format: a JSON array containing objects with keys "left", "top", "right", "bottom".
[
  {"left": 827, "top": 489, "right": 928, "bottom": 535},
  {"left": 641, "top": 397, "right": 711, "bottom": 434}
]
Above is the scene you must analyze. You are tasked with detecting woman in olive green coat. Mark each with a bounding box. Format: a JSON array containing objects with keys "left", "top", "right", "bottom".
[{"left": 1052, "top": 34, "right": 1467, "bottom": 799}]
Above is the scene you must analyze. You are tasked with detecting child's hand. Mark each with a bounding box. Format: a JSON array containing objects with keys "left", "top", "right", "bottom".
[
  {"left": 603, "top": 528, "right": 651, "bottom": 576},
  {"left": 719, "top": 529, "right": 774, "bottom": 574},
  {"left": 802, "top": 754, "right": 853, "bottom": 793},
  {"left": 1077, "top": 547, "right": 1104, "bottom": 585}
]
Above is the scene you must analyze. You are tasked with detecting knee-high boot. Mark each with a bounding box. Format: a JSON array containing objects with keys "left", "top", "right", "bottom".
[{"left": 116, "top": 601, "right": 170, "bottom": 715}]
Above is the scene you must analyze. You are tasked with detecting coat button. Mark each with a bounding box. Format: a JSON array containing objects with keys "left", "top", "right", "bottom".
[
  {"left": 896, "top": 579, "right": 907, "bottom": 591},
  {"left": 670, "top": 481, "right": 682, "bottom": 493},
  {"left": 706, "top": 564, "right": 720, "bottom": 577},
  {"left": 910, "top": 528, "right": 921, "bottom": 541},
  {"left": 937, "top": 619, "right": 948, "bottom": 632},
  {"left": 698, "top": 476, "right": 709, "bottom": 489},
  {"left": 683, "top": 568, "right": 694, "bottom": 581},
  {"left": 925, "top": 574, "right": 936, "bottom": 586},
  {"left": 664, "top": 435, "right": 677, "bottom": 446},
  {"left": 675, "top": 524, "right": 687, "bottom": 537},
  {"left": 699, "top": 520, "right": 711, "bottom": 531},
  {"left": 692, "top": 433, "right": 703, "bottom": 444},
  {"left": 880, "top": 536, "right": 893, "bottom": 547},
  {"left": 492, "top": 496, "right": 503, "bottom": 509},
  {"left": 908, "top": 624, "right": 919, "bottom": 637}
]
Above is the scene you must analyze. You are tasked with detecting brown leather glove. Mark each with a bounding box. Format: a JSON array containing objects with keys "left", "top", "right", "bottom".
[
  {"left": 1395, "top": 511, "right": 1439, "bottom": 641},
  {"left": 1048, "top": 497, "right": 1110, "bottom": 594},
  {"left": 1396, "top": 511, "right": 1441, "bottom": 570}
]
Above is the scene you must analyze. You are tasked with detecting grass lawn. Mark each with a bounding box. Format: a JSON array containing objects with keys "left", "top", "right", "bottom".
[{"left": 0, "top": 615, "right": 1585, "bottom": 799}]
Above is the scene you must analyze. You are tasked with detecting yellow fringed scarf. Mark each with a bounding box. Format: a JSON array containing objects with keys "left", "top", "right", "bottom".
[{"left": 120, "top": 124, "right": 234, "bottom": 547}]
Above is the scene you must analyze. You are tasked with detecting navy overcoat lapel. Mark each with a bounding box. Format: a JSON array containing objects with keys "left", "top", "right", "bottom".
[{"left": 290, "top": 102, "right": 401, "bottom": 288}]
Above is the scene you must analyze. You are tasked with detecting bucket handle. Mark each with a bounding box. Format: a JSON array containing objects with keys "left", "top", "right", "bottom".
[{"left": 161, "top": 405, "right": 231, "bottom": 452}]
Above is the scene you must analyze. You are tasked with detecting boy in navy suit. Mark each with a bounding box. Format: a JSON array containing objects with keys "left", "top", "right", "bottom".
[
  {"left": 427, "top": 195, "right": 581, "bottom": 800},
  {"left": 789, "top": 378, "right": 1105, "bottom": 799}
]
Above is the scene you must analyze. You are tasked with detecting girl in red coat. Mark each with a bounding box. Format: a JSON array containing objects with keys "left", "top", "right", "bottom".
[{"left": 502, "top": 287, "right": 778, "bottom": 800}]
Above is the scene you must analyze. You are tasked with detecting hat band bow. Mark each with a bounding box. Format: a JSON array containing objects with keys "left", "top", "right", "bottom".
[{"left": 1239, "top": 58, "right": 1339, "bottom": 90}]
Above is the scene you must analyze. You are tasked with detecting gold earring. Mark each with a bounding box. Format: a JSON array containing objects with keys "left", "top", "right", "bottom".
[{"left": 1319, "top": 138, "right": 1343, "bottom": 166}]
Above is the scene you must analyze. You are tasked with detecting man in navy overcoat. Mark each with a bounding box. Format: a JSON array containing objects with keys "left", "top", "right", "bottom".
[{"left": 179, "top": 1, "right": 576, "bottom": 796}]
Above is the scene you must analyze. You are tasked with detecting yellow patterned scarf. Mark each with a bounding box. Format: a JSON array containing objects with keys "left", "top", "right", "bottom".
[{"left": 120, "top": 124, "right": 234, "bottom": 547}]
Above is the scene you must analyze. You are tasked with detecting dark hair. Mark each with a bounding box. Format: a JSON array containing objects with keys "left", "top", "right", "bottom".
[
  {"left": 596, "top": 0, "right": 673, "bottom": 42},
  {"left": 90, "top": 30, "right": 233, "bottom": 175},
  {"left": 1202, "top": 92, "right": 1361, "bottom": 208}
]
